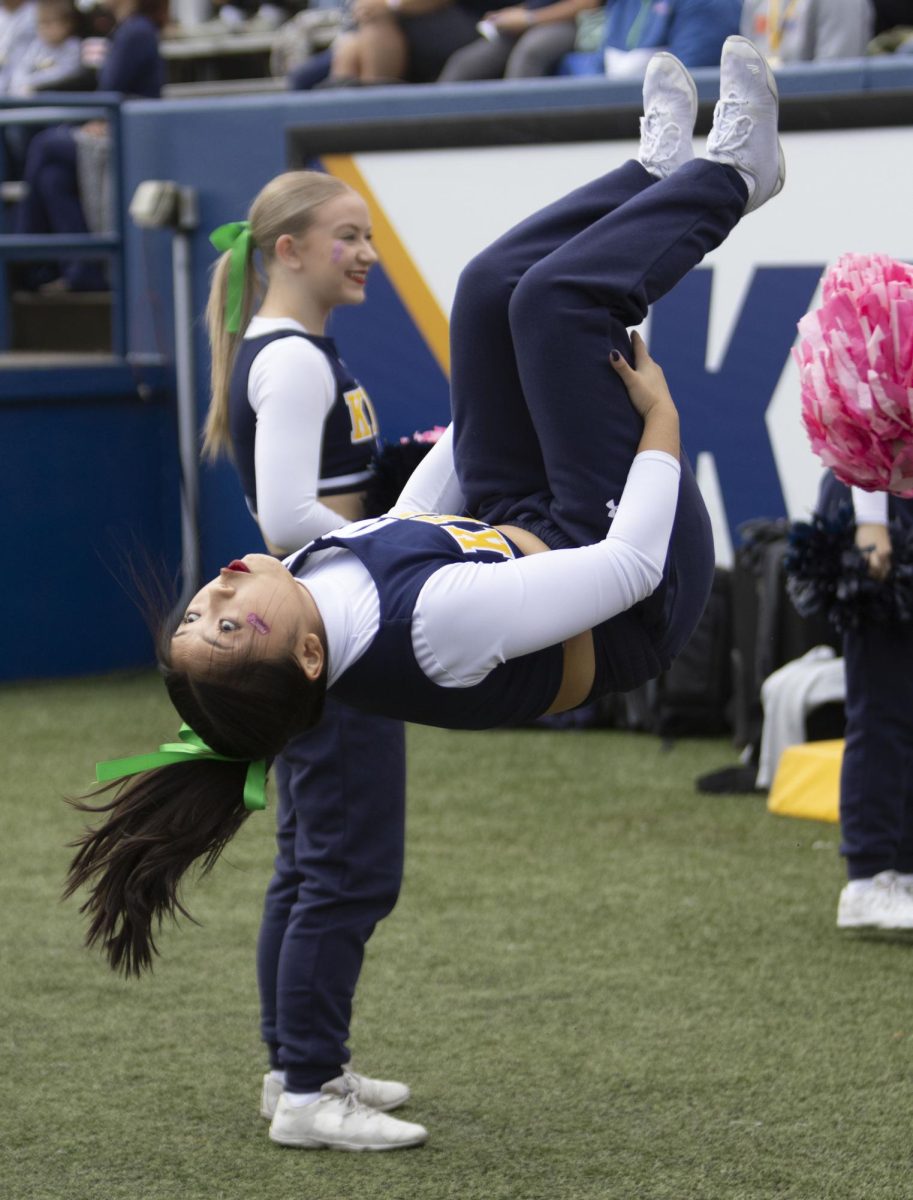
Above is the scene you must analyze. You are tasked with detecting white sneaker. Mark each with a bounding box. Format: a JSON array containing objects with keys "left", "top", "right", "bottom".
[
  {"left": 638, "top": 51, "right": 698, "bottom": 180},
  {"left": 260, "top": 1067, "right": 410, "bottom": 1120},
  {"left": 836, "top": 871, "right": 913, "bottom": 931},
  {"left": 269, "top": 1091, "right": 428, "bottom": 1151},
  {"left": 706, "top": 35, "right": 785, "bottom": 213}
]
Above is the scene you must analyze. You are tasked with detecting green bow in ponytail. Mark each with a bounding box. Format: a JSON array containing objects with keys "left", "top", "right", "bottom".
[
  {"left": 95, "top": 723, "right": 268, "bottom": 812},
  {"left": 209, "top": 220, "right": 253, "bottom": 334}
]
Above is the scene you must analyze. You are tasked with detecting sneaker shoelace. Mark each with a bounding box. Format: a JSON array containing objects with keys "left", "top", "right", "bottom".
[
  {"left": 338, "top": 1089, "right": 381, "bottom": 1122},
  {"left": 640, "top": 108, "right": 682, "bottom": 163},
  {"left": 708, "top": 92, "right": 754, "bottom": 154}
]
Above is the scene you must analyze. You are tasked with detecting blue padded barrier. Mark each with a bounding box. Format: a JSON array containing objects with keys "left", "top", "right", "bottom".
[
  {"left": 863, "top": 53, "right": 913, "bottom": 88},
  {"left": 772, "top": 59, "right": 868, "bottom": 95}
]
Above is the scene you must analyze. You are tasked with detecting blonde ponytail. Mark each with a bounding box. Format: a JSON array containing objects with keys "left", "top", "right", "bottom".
[{"left": 202, "top": 247, "right": 262, "bottom": 462}]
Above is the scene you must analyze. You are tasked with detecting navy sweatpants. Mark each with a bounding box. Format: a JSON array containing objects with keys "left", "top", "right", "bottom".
[
  {"left": 451, "top": 157, "right": 747, "bottom": 683},
  {"left": 255, "top": 695, "right": 405, "bottom": 1092},
  {"left": 841, "top": 617, "right": 913, "bottom": 879},
  {"left": 818, "top": 474, "right": 913, "bottom": 880}
]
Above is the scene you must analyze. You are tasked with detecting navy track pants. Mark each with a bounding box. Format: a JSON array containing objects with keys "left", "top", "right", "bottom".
[
  {"left": 451, "top": 157, "right": 747, "bottom": 681},
  {"left": 255, "top": 696, "right": 405, "bottom": 1091}
]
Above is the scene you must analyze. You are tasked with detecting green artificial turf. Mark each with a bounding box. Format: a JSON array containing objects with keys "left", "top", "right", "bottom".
[{"left": 2, "top": 672, "right": 912, "bottom": 1200}]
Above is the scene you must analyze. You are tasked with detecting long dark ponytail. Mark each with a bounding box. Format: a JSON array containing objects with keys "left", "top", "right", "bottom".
[
  {"left": 64, "top": 626, "right": 327, "bottom": 976},
  {"left": 64, "top": 760, "right": 251, "bottom": 975}
]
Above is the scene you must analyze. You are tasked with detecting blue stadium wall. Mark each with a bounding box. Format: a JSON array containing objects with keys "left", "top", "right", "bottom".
[{"left": 5, "top": 64, "right": 913, "bottom": 682}]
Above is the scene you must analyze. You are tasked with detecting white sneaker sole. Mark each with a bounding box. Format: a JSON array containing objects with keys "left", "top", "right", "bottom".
[
  {"left": 837, "top": 914, "right": 877, "bottom": 929},
  {"left": 269, "top": 1130, "right": 427, "bottom": 1151},
  {"left": 837, "top": 908, "right": 913, "bottom": 931},
  {"left": 649, "top": 50, "right": 698, "bottom": 126},
  {"left": 752, "top": 45, "right": 786, "bottom": 201}
]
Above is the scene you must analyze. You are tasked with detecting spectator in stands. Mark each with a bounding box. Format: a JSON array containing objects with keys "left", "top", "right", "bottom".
[
  {"left": 438, "top": 0, "right": 600, "bottom": 80},
  {"left": 15, "top": 0, "right": 165, "bottom": 291},
  {"left": 0, "top": 0, "right": 37, "bottom": 91},
  {"left": 600, "top": 0, "right": 741, "bottom": 79},
  {"left": 326, "top": 0, "right": 514, "bottom": 85},
  {"left": 740, "top": 0, "right": 874, "bottom": 65},
  {"left": 6, "top": 0, "right": 80, "bottom": 95}
]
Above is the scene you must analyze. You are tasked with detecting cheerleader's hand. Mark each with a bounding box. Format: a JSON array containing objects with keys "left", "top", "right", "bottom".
[
  {"left": 611, "top": 331, "right": 680, "bottom": 459},
  {"left": 610, "top": 331, "right": 677, "bottom": 422},
  {"left": 856, "top": 522, "right": 892, "bottom": 580}
]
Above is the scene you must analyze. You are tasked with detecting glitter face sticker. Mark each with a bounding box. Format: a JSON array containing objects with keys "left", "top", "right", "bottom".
[
  {"left": 331, "top": 241, "right": 344, "bottom": 263},
  {"left": 247, "top": 613, "right": 271, "bottom": 636}
]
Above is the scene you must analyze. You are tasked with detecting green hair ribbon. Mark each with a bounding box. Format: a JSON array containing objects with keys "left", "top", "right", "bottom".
[
  {"left": 209, "top": 219, "right": 253, "bottom": 334},
  {"left": 95, "top": 723, "right": 267, "bottom": 812}
]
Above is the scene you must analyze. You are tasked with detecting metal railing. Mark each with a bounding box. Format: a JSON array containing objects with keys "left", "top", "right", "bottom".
[{"left": 0, "top": 93, "right": 126, "bottom": 356}]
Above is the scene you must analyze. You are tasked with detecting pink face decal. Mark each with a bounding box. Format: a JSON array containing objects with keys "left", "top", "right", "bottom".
[
  {"left": 331, "top": 241, "right": 344, "bottom": 263},
  {"left": 247, "top": 613, "right": 271, "bottom": 636}
]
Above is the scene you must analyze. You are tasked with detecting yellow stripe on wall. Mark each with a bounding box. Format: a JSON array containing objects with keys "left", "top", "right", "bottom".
[{"left": 321, "top": 154, "right": 451, "bottom": 377}]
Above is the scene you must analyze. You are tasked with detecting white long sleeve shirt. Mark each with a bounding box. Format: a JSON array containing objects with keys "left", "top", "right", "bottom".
[
  {"left": 296, "top": 434, "right": 682, "bottom": 688},
  {"left": 243, "top": 315, "right": 361, "bottom": 550}
]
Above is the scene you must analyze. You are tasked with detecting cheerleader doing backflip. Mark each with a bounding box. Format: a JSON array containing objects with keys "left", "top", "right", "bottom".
[{"left": 66, "top": 37, "right": 785, "bottom": 1151}]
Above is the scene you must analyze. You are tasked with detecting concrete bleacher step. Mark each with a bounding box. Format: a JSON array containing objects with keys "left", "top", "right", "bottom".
[{"left": 11, "top": 289, "right": 111, "bottom": 353}]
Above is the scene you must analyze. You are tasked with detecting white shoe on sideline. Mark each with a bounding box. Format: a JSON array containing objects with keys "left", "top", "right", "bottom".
[
  {"left": 260, "top": 1067, "right": 410, "bottom": 1120},
  {"left": 638, "top": 51, "right": 698, "bottom": 180},
  {"left": 269, "top": 1091, "right": 428, "bottom": 1151},
  {"left": 837, "top": 871, "right": 913, "bottom": 931},
  {"left": 706, "top": 35, "right": 785, "bottom": 213}
]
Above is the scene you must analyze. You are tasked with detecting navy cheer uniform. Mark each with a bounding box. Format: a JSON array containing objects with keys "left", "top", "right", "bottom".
[
  {"left": 229, "top": 323, "right": 404, "bottom": 1095},
  {"left": 229, "top": 329, "right": 381, "bottom": 507},
  {"left": 289, "top": 515, "right": 565, "bottom": 728},
  {"left": 287, "top": 503, "right": 696, "bottom": 727}
]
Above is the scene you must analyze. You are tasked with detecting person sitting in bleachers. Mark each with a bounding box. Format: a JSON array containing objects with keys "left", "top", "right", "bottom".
[
  {"left": 15, "top": 0, "right": 165, "bottom": 292},
  {"left": 600, "top": 0, "right": 741, "bottom": 79},
  {"left": 438, "top": 0, "right": 600, "bottom": 81},
  {"left": 5, "top": 0, "right": 80, "bottom": 94},
  {"left": 323, "top": 0, "right": 515, "bottom": 86},
  {"left": 0, "top": 0, "right": 37, "bottom": 90},
  {"left": 740, "top": 0, "right": 874, "bottom": 65}
]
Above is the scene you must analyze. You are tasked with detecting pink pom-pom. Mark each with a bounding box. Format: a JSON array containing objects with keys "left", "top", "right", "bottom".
[
  {"left": 793, "top": 253, "right": 913, "bottom": 497},
  {"left": 399, "top": 425, "right": 447, "bottom": 446}
]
